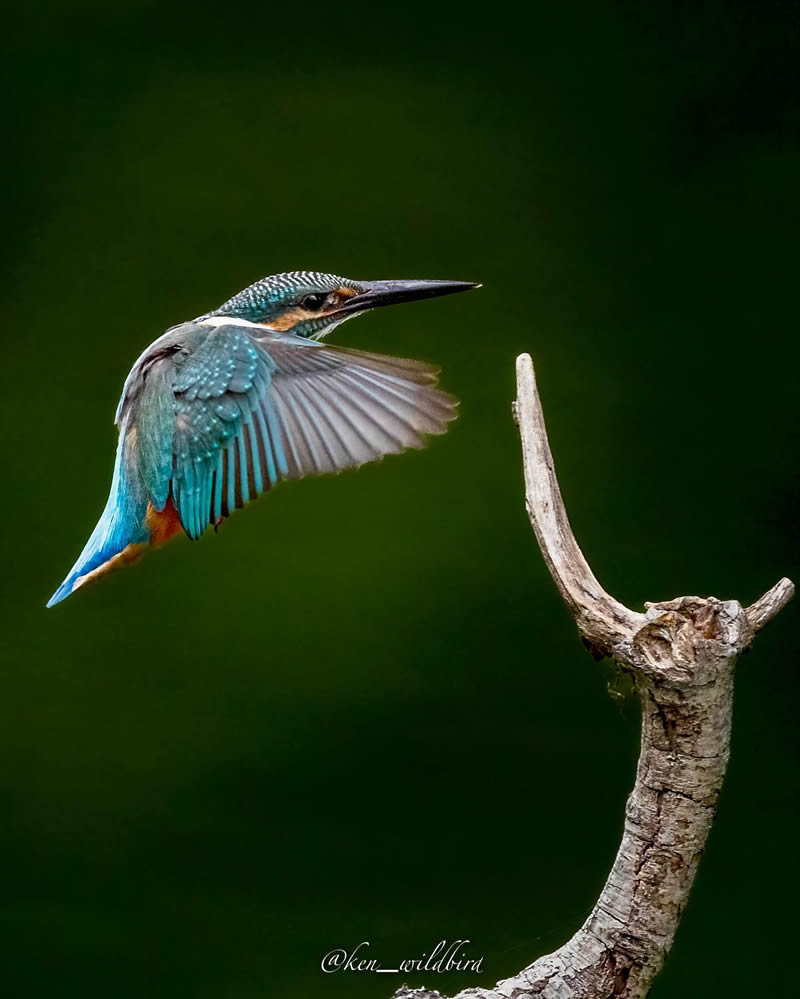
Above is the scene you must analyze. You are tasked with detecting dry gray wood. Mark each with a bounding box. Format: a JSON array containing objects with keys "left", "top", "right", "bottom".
[{"left": 391, "top": 353, "right": 794, "bottom": 999}]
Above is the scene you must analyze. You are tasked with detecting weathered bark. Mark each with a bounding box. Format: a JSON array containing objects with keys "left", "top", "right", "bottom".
[{"left": 391, "top": 353, "right": 793, "bottom": 999}]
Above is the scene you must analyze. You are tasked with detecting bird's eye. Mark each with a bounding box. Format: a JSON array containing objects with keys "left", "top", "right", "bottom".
[{"left": 301, "top": 293, "right": 328, "bottom": 311}]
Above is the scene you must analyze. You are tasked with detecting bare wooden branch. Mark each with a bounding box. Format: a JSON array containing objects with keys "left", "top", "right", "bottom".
[
  {"left": 745, "top": 576, "right": 795, "bottom": 633},
  {"left": 513, "top": 352, "right": 644, "bottom": 655},
  {"left": 391, "top": 353, "right": 794, "bottom": 999}
]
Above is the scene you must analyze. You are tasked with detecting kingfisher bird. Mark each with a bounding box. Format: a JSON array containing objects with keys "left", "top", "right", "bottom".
[{"left": 47, "top": 270, "right": 477, "bottom": 607}]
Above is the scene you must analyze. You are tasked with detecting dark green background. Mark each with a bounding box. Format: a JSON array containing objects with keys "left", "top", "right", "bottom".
[{"left": 2, "top": 2, "right": 798, "bottom": 996}]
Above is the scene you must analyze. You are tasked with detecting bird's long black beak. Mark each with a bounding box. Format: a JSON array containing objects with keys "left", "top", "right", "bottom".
[{"left": 339, "top": 278, "right": 480, "bottom": 314}]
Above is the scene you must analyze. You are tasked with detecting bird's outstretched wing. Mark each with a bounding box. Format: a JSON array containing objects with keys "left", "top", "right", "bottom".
[{"left": 163, "top": 325, "right": 457, "bottom": 540}]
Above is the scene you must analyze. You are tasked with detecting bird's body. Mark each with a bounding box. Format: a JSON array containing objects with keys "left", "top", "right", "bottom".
[{"left": 48, "top": 271, "right": 476, "bottom": 607}]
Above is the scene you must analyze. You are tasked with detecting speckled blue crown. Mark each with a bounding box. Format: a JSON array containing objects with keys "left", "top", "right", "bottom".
[{"left": 209, "top": 271, "right": 363, "bottom": 322}]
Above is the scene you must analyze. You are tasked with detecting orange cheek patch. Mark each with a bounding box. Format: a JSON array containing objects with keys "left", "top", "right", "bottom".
[
  {"left": 262, "top": 307, "right": 315, "bottom": 331},
  {"left": 261, "top": 288, "right": 361, "bottom": 332}
]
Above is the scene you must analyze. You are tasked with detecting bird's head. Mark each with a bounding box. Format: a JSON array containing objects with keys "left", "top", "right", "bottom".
[{"left": 204, "top": 270, "right": 478, "bottom": 339}]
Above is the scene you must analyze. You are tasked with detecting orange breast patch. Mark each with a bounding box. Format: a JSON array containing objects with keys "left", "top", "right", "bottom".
[{"left": 146, "top": 498, "right": 183, "bottom": 546}]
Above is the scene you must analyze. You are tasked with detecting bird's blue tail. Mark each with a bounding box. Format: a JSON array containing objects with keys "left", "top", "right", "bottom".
[{"left": 47, "top": 429, "right": 150, "bottom": 607}]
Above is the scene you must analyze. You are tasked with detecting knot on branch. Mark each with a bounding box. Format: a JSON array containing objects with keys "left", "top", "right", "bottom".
[{"left": 631, "top": 596, "right": 751, "bottom": 687}]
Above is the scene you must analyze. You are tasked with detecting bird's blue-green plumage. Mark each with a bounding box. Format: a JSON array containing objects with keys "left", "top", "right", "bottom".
[
  {"left": 46, "top": 416, "right": 151, "bottom": 607},
  {"left": 206, "top": 270, "right": 362, "bottom": 333},
  {"left": 171, "top": 327, "right": 278, "bottom": 539},
  {"left": 47, "top": 270, "right": 474, "bottom": 607}
]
